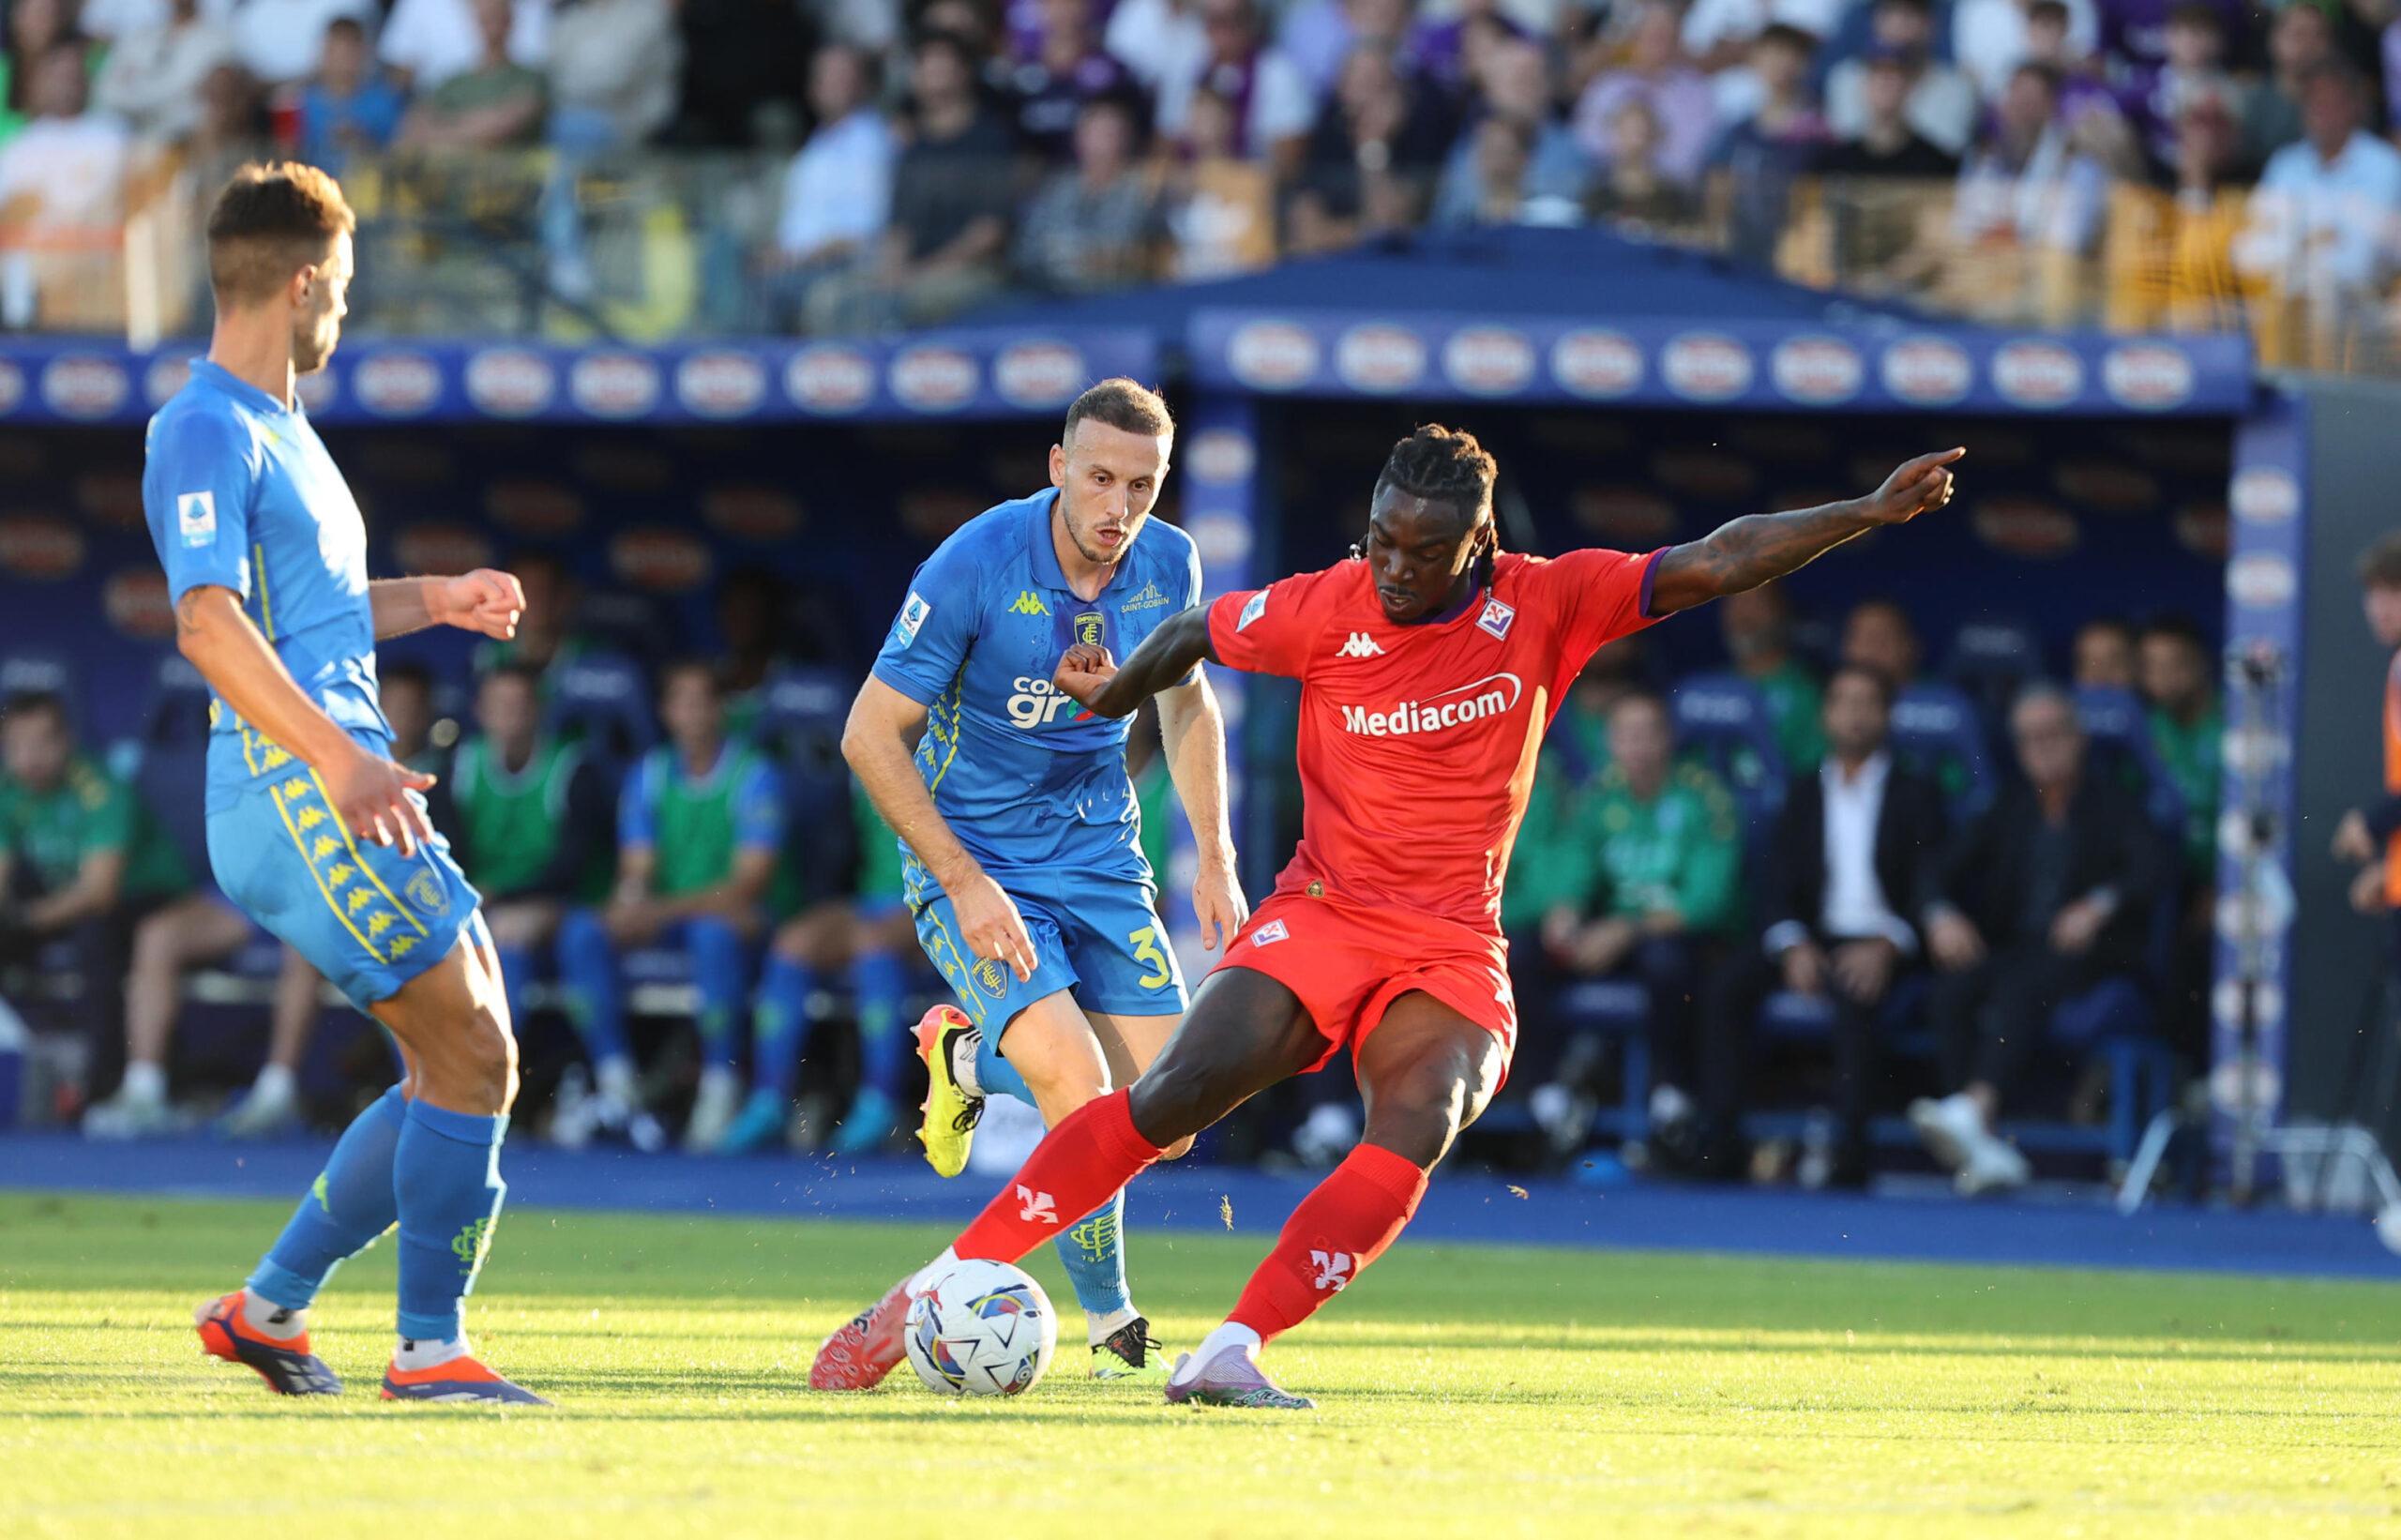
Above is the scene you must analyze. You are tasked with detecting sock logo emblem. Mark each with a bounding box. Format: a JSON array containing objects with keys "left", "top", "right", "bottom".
[
  {"left": 310, "top": 1172, "right": 331, "bottom": 1213},
  {"left": 1309, "top": 1249, "right": 1353, "bottom": 1291},
  {"left": 451, "top": 1215, "right": 496, "bottom": 1271},
  {"left": 1017, "top": 1185, "right": 1058, "bottom": 1225},
  {"left": 1068, "top": 1209, "right": 1119, "bottom": 1261}
]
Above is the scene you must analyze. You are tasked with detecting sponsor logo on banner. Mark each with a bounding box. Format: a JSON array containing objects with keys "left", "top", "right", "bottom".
[
  {"left": 483, "top": 480, "right": 586, "bottom": 537},
  {"left": 1879, "top": 336, "right": 1972, "bottom": 405},
  {"left": 1187, "top": 511, "right": 1253, "bottom": 566},
  {"left": 76, "top": 471, "right": 143, "bottom": 528},
  {"left": 2229, "top": 468, "right": 2300, "bottom": 524},
  {"left": 1336, "top": 324, "right": 1426, "bottom": 394},
  {"left": 0, "top": 512, "right": 85, "bottom": 578},
  {"left": 1551, "top": 328, "right": 1643, "bottom": 398},
  {"left": 1341, "top": 672, "right": 1523, "bottom": 738},
  {"left": 1650, "top": 447, "right": 1758, "bottom": 500},
  {"left": 1188, "top": 429, "right": 1255, "bottom": 485},
  {"left": 2228, "top": 552, "right": 2297, "bottom": 609},
  {"left": 144, "top": 357, "right": 191, "bottom": 407},
  {"left": 104, "top": 568, "right": 173, "bottom": 639},
  {"left": 40, "top": 356, "right": 128, "bottom": 419},
  {"left": 993, "top": 340, "right": 1085, "bottom": 407},
  {"left": 568, "top": 353, "right": 661, "bottom": 418},
  {"left": 1971, "top": 497, "right": 2080, "bottom": 558},
  {"left": 786, "top": 345, "right": 875, "bottom": 413},
  {"left": 898, "top": 488, "right": 983, "bottom": 540},
  {"left": 888, "top": 345, "right": 978, "bottom": 412},
  {"left": 1661, "top": 333, "right": 1753, "bottom": 401},
  {"left": 1442, "top": 326, "right": 1534, "bottom": 396},
  {"left": 0, "top": 361, "right": 23, "bottom": 414},
  {"left": 1770, "top": 336, "right": 1863, "bottom": 405},
  {"left": 1226, "top": 320, "right": 1320, "bottom": 390},
  {"left": 1991, "top": 339, "right": 2084, "bottom": 408},
  {"left": 355, "top": 352, "right": 442, "bottom": 416},
  {"left": 673, "top": 351, "right": 766, "bottom": 417},
  {"left": 1573, "top": 486, "right": 1678, "bottom": 543},
  {"left": 702, "top": 487, "right": 803, "bottom": 541},
  {"left": 570, "top": 444, "right": 672, "bottom": 491},
  {"left": 610, "top": 526, "right": 713, "bottom": 594},
  {"left": 393, "top": 522, "right": 494, "bottom": 576},
  {"left": 294, "top": 366, "right": 336, "bottom": 412},
  {"left": 2053, "top": 459, "right": 2159, "bottom": 513},
  {"left": 2174, "top": 501, "right": 2229, "bottom": 560},
  {"left": 2102, "top": 342, "right": 2194, "bottom": 410},
  {"left": 464, "top": 349, "right": 556, "bottom": 416}
]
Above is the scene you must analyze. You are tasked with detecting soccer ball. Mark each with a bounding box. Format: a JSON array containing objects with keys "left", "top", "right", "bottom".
[{"left": 902, "top": 1259, "right": 1058, "bottom": 1397}]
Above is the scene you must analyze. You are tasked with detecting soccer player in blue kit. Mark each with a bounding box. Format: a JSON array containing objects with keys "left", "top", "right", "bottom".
[
  {"left": 144, "top": 164, "right": 544, "bottom": 1404},
  {"left": 813, "top": 379, "right": 1245, "bottom": 1385}
]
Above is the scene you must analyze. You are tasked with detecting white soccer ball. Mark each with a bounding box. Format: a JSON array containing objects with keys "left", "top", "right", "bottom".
[{"left": 902, "top": 1258, "right": 1058, "bottom": 1397}]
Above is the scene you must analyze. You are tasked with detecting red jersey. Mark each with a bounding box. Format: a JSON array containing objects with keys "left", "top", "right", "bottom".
[{"left": 1207, "top": 547, "right": 1664, "bottom": 934}]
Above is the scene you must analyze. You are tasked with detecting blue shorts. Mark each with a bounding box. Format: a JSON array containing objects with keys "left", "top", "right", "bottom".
[
  {"left": 206, "top": 775, "right": 480, "bottom": 1012},
  {"left": 905, "top": 862, "right": 1186, "bottom": 1035}
]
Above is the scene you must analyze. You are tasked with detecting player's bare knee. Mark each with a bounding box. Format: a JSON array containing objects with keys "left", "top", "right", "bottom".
[{"left": 1125, "top": 1061, "right": 1222, "bottom": 1148}]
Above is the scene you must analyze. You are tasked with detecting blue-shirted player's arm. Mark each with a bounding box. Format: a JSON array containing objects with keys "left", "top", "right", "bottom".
[
  {"left": 611, "top": 753, "right": 662, "bottom": 902},
  {"left": 1151, "top": 540, "right": 1245, "bottom": 951}
]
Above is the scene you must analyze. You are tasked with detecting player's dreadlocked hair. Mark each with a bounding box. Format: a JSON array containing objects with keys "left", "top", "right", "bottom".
[
  {"left": 1369, "top": 424, "right": 1501, "bottom": 584},
  {"left": 205, "top": 162, "right": 355, "bottom": 307}
]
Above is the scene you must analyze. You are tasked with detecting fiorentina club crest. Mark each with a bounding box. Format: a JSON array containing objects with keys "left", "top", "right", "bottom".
[{"left": 1477, "top": 597, "right": 1516, "bottom": 639}]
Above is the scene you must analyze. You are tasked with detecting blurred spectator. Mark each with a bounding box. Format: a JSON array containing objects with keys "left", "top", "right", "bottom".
[
  {"left": 93, "top": 0, "right": 234, "bottom": 143},
  {"left": 547, "top": 0, "right": 681, "bottom": 149},
  {"left": 1442, "top": 113, "right": 1563, "bottom": 227},
  {"left": 1587, "top": 96, "right": 1699, "bottom": 225},
  {"left": 1429, "top": 38, "right": 1592, "bottom": 228},
  {"left": 1411, "top": 0, "right": 1524, "bottom": 92},
  {"left": 81, "top": 0, "right": 234, "bottom": 39},
  {"left": 808, "top": 29, "right": 1019, "bottom": 330},
  {"left": 1501, "top": 642, "right": 1648, "bottom": 935},
  {"left": 2138, "top": 614, "right": 2219, "bottom": 881},
  {"left": 1573, "top": 0, "right": 1718, "bottom": 189},
  {"left": 4, "top": 0, "right": 101, "bottom": 143},
  {"left": 1911, "top": 686, "right": 2165, "bottom": 1194},
  {"left": 379, "top": 662, "right": 445, "bottom": 778},
  {"left": 1841, "top": 597, "right": 1923, "bottom": 687},
  {"left": 229, "top": 0, "right": 370, "bottom": 88},
  {"left": 556, "top": 661, "right": 782, "bottom": 1153},
  {"left": 2124, "top": 1, "right": 2238, "bottom": 167},
  {"left": 1288, "top": 44, "right": 1455, "bottom": 252},
  {"left": 767, "top": 42, "right": 895, "bottom": 329},
  {"left": 0, "top": 45, "right": 131, "bottom": 330},
  {"left": 2246, "top": 0, "right": 2337, "bottom": 166},
  {"left": 1158, "top": 82, "right": 1277, "bottom": 278},
  {"left": 476, "top": 551, "right": 590, "bottom": 680},
  {"left": 1705, "top": 23, "right": 1831, "bottom": 264},
  {"left": 664, "top": 0, "right": 816, "bottom": 148},
  {"left": 2234, "top": 63, "right": 2401, "bottom": 345},
  {"left": 1107, "top": 0, "right": 1205, "bottom": 96},
  {"left": 1823, "top": 0, "right": 1976, "bottom": 157},
  {"left": 1815, "top": 46, "right": 1962, "bottom": 179},
  {"left": 396, "top": 0, "right": 550, "bottom": 150},
  {"left": 1698, "top": 664, "right": 1949, "bottom": 1186},
  {"left": 2333, "top": 535, "right": 2401, "bottom": 928},
  {"left": 1684, "top": 0, "right": 1850, "bottom": 76},
  {"left": 1719, "top": 583, "right": 1826, "bottom": 771},
  {"left": 2072, "top": 615, "right": 2138, "bottom": 689},
  {"left": 1280, "top": 0, "right": 1417, "bottom": 98},
  {"left": 1524, "top": 692, "right": 1739, "bottom": 1161},
  {"left": 1011, "top": 0, "right": 1142, "bottom": 161},
  {"left": 717, "top": 566, "right": 850, "bottom": 729},
  {"left": 380, "top": 0, "right": 549, "bottom": 91},
  {"left": 1017, "top": 93, "right": 1159, "bottom": 291},
  {"left": 1949, "top": 64, "right": 2109, "bottom": 256},
  {"left": 2098, "top": 0, "right": 2240, "bottom": 70},
  {"left": 1952, "top": 0, "right": 2098, "bottom": 100},
  {"left": 296, "top": 17, "right": 406, "bottom": 171},
  {"left": 1155, "top": 0, "right": 1315, "bottom": 171}
]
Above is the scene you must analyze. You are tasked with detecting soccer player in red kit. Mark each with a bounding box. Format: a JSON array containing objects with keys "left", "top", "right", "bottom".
[{"left": 813, "top": 425, "right": 1963, "bottom": 1407}]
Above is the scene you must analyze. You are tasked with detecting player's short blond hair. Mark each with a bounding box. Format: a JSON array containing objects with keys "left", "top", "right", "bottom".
[
  {"left": 205, "top": 162, "right": 356, "bottom": 307},
  {"left": 1064, "top": 378, "right": 1174, "bottom": 447}
]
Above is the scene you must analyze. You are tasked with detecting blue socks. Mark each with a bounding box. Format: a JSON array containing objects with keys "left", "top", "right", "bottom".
[
  {"left": 1057, "top": 1190, "right": 1132, "bottom": 1319},
  {"left": 248, "top": 1084, "right": 407, "bottom": 1310},
  {"left": 752, "top": 955, "right": 816, "bottom": 1098},
  {"left": 393, "top": 1099, "right": 509, "bottom": 1345},
  {"left": 852, "top": 949, "right": 908, "bottom": 1098},
  {"left": 687, "top": 916, "right": 749, "bottom": 1074},
  {"left": 554, "top": 907, "right": 629, "bottom": 1066}
]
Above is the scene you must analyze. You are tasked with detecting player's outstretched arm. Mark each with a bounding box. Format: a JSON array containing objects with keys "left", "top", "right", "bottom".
[
  {"left": 1646, "top": 448, "right": 1964, "bottom": 615},
  {"left": 369, "top": 569, "right": 526, "bottom": 642},
  {"left": 174, "top": 586, "right": 438, "bottom": 855},
  {"left": 1051, "top": 606, "right": 1216, "bottom": 720},
  {"left": 1157, "top": 672, "right": 1247, "bottom": 950}
]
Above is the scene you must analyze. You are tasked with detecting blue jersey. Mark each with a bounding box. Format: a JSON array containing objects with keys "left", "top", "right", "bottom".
[
  {"left": 871, "top": 489, "right": 1200, "bottom": 883},
  {"left": 142, "top": 360, "right": 386, "bottom": 813}
]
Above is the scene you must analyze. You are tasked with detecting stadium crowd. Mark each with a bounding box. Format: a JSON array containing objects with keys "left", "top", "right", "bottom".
[
  {"left": 0, "top": 544, "right": 2227, "bottom": 1194},
  {"left": 2, "top": 0, "right": 2400, "bottom": 350}
]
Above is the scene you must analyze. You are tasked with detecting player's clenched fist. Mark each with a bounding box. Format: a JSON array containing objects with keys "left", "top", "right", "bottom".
[
  {"left": 323, "top": 741, "right": 438, "bottom": 856},
  {"left": 1051, "top": 642, "right": 1119, "bottom": 712},
  {"left": 430, "top": 567, "right": 528, "bottom": 640},
  {"left": 1860, "top": 446, "right": 1965, "bottom": 526}
]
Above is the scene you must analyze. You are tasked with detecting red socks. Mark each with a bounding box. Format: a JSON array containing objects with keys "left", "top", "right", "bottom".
[
  {"left": 955, "top": 1088, "right": 1164, "bottom": 1263},
  {"left": 1229, "top": 1142, "right": 1428, "bottom": 1343}
]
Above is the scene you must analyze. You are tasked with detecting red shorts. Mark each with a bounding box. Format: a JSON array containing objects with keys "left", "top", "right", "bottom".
[{"left": 1209, "top": 889, "right": 1518, "bottom": 1077}]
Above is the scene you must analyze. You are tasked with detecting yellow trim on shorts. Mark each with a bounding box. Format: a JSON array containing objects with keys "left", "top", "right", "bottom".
[
  {"left": 309, "top": 768, "right": 431, "bottom": 938},
  {"left": 270, "top": 779, "right": 385, "bottom": 963},
  {"left": 911, "top": 888, "right": 987, "bottom": 1027}
]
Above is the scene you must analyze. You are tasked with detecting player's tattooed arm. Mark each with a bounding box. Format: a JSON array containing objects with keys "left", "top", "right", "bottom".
[
  {"left": 1051, "top": 606, "right": 1216, "bottom": 719},
  {"left": 1647, "top": 447, "right": 1964, "bottom": 614}
]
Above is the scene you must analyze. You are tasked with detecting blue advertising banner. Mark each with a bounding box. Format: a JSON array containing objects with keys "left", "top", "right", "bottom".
[{"left": 1188, "top": 310, "right": 2253, "bottom": 417}]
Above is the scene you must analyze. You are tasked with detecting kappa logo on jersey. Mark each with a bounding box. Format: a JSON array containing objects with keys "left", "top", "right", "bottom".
[
  {"left": 175, "top": 491, "right": 217, "bottom": 549},
  {"left": 1017, "top": 1185, "right": 1058, "bottom": 1224},
  {"left": 896, "top": 590, "right": 932, "bottom": 646},
  {"left": 1309, "top": 1249, "right": 1353, "bottom": 1291},
  {"left": 1119, "top": 581, "right": 1170, "bottom": 613},
  {"left": 1341, "top": 672, "right": 1524, "bottom": 738},
  {"left": 1074, "top": 611, "right": 1104, "bottom": 648},
  {"left": 1252, "top": 918, "right": 1290, "bottom": 946},
  {"left": 1237, "top": 591, "right": 1268, "bottom": 632},
  {"left": 1336, "top": 632, "right": 1383, "bottom": 658},
  {"left": 1008, "top": 591, "right": 1049, "bottom": 617},
  {"left": 1477, "top": 597, "right": 1516, "bottom": 640}
]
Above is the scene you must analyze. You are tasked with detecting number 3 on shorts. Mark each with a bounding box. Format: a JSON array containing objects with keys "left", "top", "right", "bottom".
[{"left": 1127, "top": 926, "right": 1172, "bottom": 990}]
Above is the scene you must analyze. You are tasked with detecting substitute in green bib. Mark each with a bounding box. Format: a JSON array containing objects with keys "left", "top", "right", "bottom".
[
  {"left": 1721, "top": 584, "right": 1825, "bottom": 773},
  {"left": 556, "top": 661, "right": 783, "bottom": 1151}
]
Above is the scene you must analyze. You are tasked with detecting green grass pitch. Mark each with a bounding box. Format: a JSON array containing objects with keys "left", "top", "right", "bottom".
[{"left": 4, "top": 1190, "right": 2399, "bottom": 1537}]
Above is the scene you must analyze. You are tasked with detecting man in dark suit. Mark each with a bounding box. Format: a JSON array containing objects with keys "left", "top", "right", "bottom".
[
  {"left": 1698, "top": 663, "right": 1948, "bottom": 1186},
  {"left": 1910, "top": 684, "right": 2167, "bottom": 1194}
]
